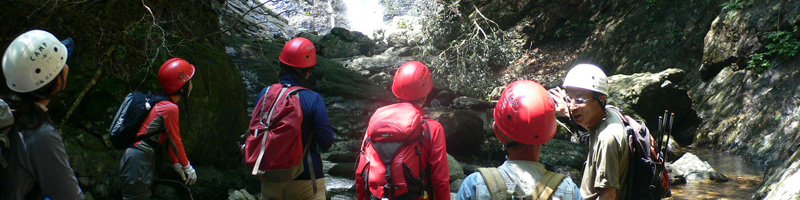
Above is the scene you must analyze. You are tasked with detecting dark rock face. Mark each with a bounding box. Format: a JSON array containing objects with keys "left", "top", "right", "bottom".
[
  {"left": 427, "top": 109, "right": 492, "bottom": 160},
  {"left": 689, "top": 1, "right": 800, "bottom": 197},
  {"left": 317, "top": 27, "right": 378, "bottom": 58},
  {"left": 607, "top": 68, "right": 701, "bottom": 145}
]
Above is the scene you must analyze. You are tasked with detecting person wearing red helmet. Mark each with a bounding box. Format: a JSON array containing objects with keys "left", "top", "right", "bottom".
[
  {"left": 456, "top": 80, "right": 581, "bottom": 200},
  {"left": 119, "top": 57, "right": 198, "bottom": 200},
  {"left": 355, "top": 60, "right": 450, "bottom": 200},
  {"left": 256, "top": 37, "right": 334, "bottom": 199}
]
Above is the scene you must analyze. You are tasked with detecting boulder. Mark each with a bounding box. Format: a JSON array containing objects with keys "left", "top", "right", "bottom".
[
  {"left": 668, "top": 153, "right": 729, "bottom": 183},
  {"left": 328, "top": 163, "right": 356, "bottom": 178},
  {"left": 317, "top": 27, "right": 377, "bottom": 58},
  {"left": 607, "top": 68, "right": 701, "bottom": 145},
  {"left": 450, "top": 178, "right": 464, "bottom": 193},
  {"left": 451, "top": 96, "right": 494, "bottom": 111},
  {"left": 337, "top": 47, "right": 416, "bottom": 79},
  {"left": 327, "top": 151, "right": 358, "bottom": 163},
  {"left": 448, "top": 154, "right": 466, "bottom": 181},
  {"left": 431, "top": 89, "right": 457, "bottom": 108},
  {"left": 227, "top": 189, "right": 256, "bottom": 200}
]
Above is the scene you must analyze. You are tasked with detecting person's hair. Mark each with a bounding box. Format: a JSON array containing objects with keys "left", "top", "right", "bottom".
[
  {"left": 279, "top": 62, "right": 313, "bottom": 84},
  {"left": 401, "top": 97, "right": 426, "bottom": 106},
  {"left": 594, "top": 92, "right": 606, "bottom": 108},
  {"left": 2, "top": 77, "right": 60, "bottom": 130}
]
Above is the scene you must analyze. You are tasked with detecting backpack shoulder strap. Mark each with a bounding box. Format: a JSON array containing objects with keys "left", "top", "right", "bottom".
[
  {"left": 605, "top": 106, "right": 635, "bottom": 129},
  {"left": 532, "top": 171, "right": 567, "bottom": 200},
  {"left": 478, "top": 167, "right": 509, "bottom": 200}
]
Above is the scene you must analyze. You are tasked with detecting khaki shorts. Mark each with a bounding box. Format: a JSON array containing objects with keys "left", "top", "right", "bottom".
[{"left": 261, "top": 178, "right": 326, "bottom": 200}]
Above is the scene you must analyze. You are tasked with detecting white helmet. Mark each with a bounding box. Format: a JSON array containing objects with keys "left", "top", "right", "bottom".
[
  {"left": 562, "top": 64, "right": 608, "bottom": 96},
  {"left": 2, "top": 30, "right": 68, "bottom": 93}
]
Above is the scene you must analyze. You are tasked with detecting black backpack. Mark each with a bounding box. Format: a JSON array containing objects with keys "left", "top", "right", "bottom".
[
  {"left": 606, "top": 106, "right": 670, "bottom": 199},
  {"left": 0, "top": 98, "right": 14, "bottom": 168},
  {"left": 108, "top": 92, "right": 173, "bottom": 149}
]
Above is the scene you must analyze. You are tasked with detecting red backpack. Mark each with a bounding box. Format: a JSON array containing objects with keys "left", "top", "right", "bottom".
[
  {"left": 244, "top": 83, "right": 310, "bottom": 182},
  {"left": 356, "top": 103, "right": 432, "bottom": 200}
]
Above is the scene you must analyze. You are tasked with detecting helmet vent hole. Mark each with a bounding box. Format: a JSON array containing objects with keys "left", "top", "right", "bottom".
[
  {"left": 306, "top": 55, "right": 309, "bottom": 58},
  {"left": 507, "top": 114, "right": 512, "bottom": 121},
  {"left": 535, "top": 135, "right": 539, "bottom": 138},
  {"left": 11, "top": 84, "right": 15, "bottom": 87},
  {"left": 35, "top": 68, "right": 41, "bottom": 74},
  {"left": 54, "top": 47, "right": 58, "bottom": 52},
  {"left": 61, "top": 57, "right": 64, "bottom": 60}
]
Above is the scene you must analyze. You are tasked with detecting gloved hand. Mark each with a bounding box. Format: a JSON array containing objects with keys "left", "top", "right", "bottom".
[
  {"left": 183, "top": 164, "right": 197, "bottom": 185},
  {"left": 172, "top": 163, "right": 187, "bottom": 182}
]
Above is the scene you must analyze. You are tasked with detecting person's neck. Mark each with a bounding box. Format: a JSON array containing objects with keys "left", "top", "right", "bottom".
[
  {"left": 37, "top": 99, "right": 50, "bottom": 106},
  {"left": 171, "top": 94, "right": 182, "bottom": 103},
  {"left": 507, "top": 144, "right": 541, "bottom": 162}
]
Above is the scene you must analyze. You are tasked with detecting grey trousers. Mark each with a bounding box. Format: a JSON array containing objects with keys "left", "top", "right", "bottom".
[{"left": 119, "top": 147, "right": 155, "bottom": 200}]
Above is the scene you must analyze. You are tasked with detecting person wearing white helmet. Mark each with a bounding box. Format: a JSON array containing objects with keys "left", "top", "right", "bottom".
[
  {"left": 549, "top": 64, "right": 629, "bottom": 200},
  {"left": 1, "top": 30, "right": 83, "bottom": 199}
]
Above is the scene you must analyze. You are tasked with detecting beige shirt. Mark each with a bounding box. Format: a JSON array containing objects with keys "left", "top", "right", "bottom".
[{"left": 580, "top": 108, "right": 630, "bottom": 200}]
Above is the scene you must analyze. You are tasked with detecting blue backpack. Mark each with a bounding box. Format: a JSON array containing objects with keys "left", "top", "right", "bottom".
[{"left": 108, "top": 92, "right": 173, "bottom": 149}]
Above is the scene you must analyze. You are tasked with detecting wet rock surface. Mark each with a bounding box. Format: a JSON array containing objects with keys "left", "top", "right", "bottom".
[{"left": 669, "top": 153, "right": 729, "bottom": 183}]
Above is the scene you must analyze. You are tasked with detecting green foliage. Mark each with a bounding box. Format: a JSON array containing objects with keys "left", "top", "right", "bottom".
[
  {"left": 721, "top": 0, "right": 752, "bottom": 11},
  {"left": 765, "top": 31, "right": 800, "bottom": 58},
  {"left": 747, "top": 52, "right": 769, "bottom": 73},
  {"left": 746, "top": 31, "right": 800, "bottom": 74},
  {"left": 419, "top": 2, "right": 526, "bottom": 97}
]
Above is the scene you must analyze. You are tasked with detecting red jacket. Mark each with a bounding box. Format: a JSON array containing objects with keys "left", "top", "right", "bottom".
[
  {"left": 356, "top": 106, "right": 451, "bottom": 200},
  {"left": 133, "top": 99, "right": 190, "bottom": 166}
]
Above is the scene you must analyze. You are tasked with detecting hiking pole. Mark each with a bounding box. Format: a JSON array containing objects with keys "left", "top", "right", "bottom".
[
  {"left": 657, "top": 116, "right": 663, "bottom": 154},
  {"left": 665, "top": 113, "right": 674, "bottom": 158},
  {"left": 660, "top": 110, "right": 668, "bottom": 153}
]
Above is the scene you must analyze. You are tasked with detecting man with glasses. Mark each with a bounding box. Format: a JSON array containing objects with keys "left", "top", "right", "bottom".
[{"left": 549, "top": 64, "right": 630, "bottom": 200}]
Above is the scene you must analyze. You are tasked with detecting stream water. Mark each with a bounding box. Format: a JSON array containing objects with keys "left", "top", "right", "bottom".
[
  {"left": 670, "top": 148, "right": 764, "bottom": 200},
  {"left": 323, "top": 148, "right": 763, "bottom": 200}
]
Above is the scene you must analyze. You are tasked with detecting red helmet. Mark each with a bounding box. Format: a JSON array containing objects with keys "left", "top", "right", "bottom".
[
  {"left": 493, "top": 80, "right": 557, "bottom": 145},
  {"left": 159, "top": 57, "right": 196, "bottom": 94},
  {"left": 279, "top": 37, "right": 317, "bottom": 68},
  {"left": 392, "top": 61, "right": 433, "bottom": 101}
]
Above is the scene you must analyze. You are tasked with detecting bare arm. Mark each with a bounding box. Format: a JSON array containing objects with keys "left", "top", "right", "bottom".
[{"left": 598, "top": 188, "right": 616, "bottom": 200}]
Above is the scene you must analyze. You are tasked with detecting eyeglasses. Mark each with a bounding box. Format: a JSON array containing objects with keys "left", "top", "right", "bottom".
[{"left": 565, "top": 96, "right": 592, "bottom": 106}]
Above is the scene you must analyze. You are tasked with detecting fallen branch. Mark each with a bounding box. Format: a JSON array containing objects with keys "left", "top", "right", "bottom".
[{"left": 59, "top": 61, "right": 104, "bottom": 130}]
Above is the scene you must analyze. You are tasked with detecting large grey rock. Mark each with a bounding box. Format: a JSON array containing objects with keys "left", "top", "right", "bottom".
[
  {"left": 448, "top": 154, "right": 466, "bottom": 181},
  {"left": 215, "top": 0, "right": 295, "bottom": 41},
  {"left": 336, "top": 47, "right": 416, "bottom": 80},
  {"left": 761, "top": 151, "right": 800, "bottom": 200},
  {"left": 699, "top": 0, "right": 800, "bottom": 80},
  {"left": 607, "top": 68, "right": 701, "bottom": 145},
  {"left": 669, "top": 153, "right": 728, "bottom": 183},
  {"left": 450, "top": 178, "right": 464, "bottom": 193},
  {"left": 317, "top": 27, "right": 377, "bottom": 58},
  {"left": 451, "top": 96, "right": 494, "bottom": 111},
  {"left": 327, "top": 151, "right": 358, "bottom": 163},
  {"left": 228, "top": 189, "right": 256, "bottom": 200},
  {"left": 329, "top": 163, "right": 356, "bottom": 178}
]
